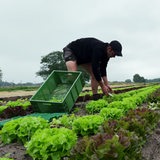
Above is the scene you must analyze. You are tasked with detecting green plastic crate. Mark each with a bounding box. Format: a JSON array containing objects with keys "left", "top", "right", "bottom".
[{"left": 30, "top": 70, "right": 85, "bottom": 113}]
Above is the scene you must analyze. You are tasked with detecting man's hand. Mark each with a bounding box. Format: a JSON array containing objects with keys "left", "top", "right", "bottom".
[
  {"left": 99, "top": 80, "right": 113, "bottom": 96},
  {"left": 101, "top": 77, "right": 113, "bottom": 95},
  {"left": 101, "top": 84, "right": 113, "bottom": 96},
  {"left": 106, "top": 85, "right": 113, "bottom": 93},
  {"left": 101, "top": 85, "right": 109, "bottom": 96}
]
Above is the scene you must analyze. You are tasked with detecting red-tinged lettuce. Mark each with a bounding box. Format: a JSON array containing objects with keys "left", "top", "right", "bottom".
[
  {"left": 72, "top": 115, "right": 104, "bottom": 136},
  {"left": 0, "top": 116, "right": 49, "bottom": 144},
  {"left": 147, "top": 87, "right": 160, "bottom": 103},
  {"left": 70, "top": 107, "right": 160, "bottom": 160},
  {"left": 25, "top": 127, "right": 77, "bottom": 160},
  {"left": 101, "top": 120, "right": 143, "bottom": 159},
  {"left": 70, "top": 130, "right": 137, "bottom": 160},
  {"left": 123, "top": 108, "right": 160, "bottom": 138}
]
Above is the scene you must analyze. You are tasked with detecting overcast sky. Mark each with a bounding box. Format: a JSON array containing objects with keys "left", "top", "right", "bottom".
[{"left": 0, "top": 0, "right": 160, "bottom": 83}]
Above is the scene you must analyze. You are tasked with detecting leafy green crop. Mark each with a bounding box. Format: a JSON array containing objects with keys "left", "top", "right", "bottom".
[
  {"left": 25, "top": 127, "right": 77, "bottom": 160},
  {"left": 86, "top": 99, "right": 108, "bottom": 114},
  {"left": 100, "top": 108, "right": 124, "bottom": 120},
  {"left": 0, "top": 99, "right": 31, "bottom": 115},
  {"left": 6, "top": 99, "right": 31, "bottom": 110},
  {"left": 0, "top": 158, "right": 14, "bottom": 160},
  {"left": 0, "top": 116, "right": 49, "bottom": 144},
  {"left": 72, "top": 115, "right": 104, "bottom": 136},
  {"left": 71, "top": 106, "right": 160, "bottom": 160},
  {"left": 0, "top": 105, "right": 8, "bottom": 113},
  {"left": 50, "top": 114, "right": 76, "bottom": 128},
  {"left": 70, "top": 129, "right": 138, "bottom": 160},
  {"left": 123, "top": 108, "right": 160, "bottom": 138}
]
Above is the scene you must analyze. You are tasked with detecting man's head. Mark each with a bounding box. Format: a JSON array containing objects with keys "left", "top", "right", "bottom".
[{"left": 107, "top": 40, "right": 122, "bottom": 58}]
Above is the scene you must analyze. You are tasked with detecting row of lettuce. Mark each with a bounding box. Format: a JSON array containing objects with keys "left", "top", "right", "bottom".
[
  {"left": 0, "top": 83, "right": 152, "bottom": 115},
  {"left": 79, "top": 84, "right": 145, "bottom": 96},
  {"left": 0, "top": 85, "right": 160, "bottom": 160},
  {"left": 0, "top": 99, "right": 31, "bottom": 114}
]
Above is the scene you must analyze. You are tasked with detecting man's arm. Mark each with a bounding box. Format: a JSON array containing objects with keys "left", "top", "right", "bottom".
[{"left": 102, "top": 76, "right": 112, "bottom": 92}]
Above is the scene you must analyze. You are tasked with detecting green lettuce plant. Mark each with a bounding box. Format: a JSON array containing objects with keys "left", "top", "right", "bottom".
[
  {"left": 0, "top": 105, "right": 8, "bottom": 113},
  {"left": 0, "top": 116, "right": 49, "bottom": 144},
  {"left": 50, "top": 114, "right": 76, "bottom": 128},
  {"left": 85, "top": 99, "right": 108, "bottom": 114},
  {"left": 25, "top": 127, "right": 77, "bottom": 160},
  {"left": 72, "top": 115, "right": 104, "bottom": 136},
  {"left": 0, "top": 158, "right": 14, "bottom": 160},
  {"left": 100, "top": 107, "right": 124, "bottom": 120},
  {"left": 6, "top": 99, "right": 31, "bottom": 110}
]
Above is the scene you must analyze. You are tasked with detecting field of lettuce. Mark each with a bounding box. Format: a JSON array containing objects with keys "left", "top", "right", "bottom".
[{"left": 0, "top": 83, "right": 160, "bottom": 160}]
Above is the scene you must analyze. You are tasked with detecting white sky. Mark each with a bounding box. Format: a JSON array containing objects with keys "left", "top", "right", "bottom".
[{"left": 0, "top": 0, "right": 160, "bottom": 83}]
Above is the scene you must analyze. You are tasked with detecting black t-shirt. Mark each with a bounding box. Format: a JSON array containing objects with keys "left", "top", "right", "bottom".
[{"left": 67, "top": 37, "right": 110, "bottom": 81}]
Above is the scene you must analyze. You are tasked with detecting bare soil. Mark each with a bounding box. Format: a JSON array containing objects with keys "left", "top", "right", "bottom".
[
  {"left": 141, "top": 121, "right": 160, "bottom": 160},
  {"left": 0, "top": 142, "right": 32, "bottom": 160},
  {"left": 0, "top": 91, "right": 36, "bottom": 98}
]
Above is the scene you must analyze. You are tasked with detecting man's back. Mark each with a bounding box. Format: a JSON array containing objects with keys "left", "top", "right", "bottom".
[{"left": 67, "top": 37, "right": 107, "bottom": 64}]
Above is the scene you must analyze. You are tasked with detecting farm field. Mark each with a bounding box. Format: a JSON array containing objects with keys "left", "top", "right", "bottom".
[{"left": 0, "top": 83, "right": 160, "bottom": 160}]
